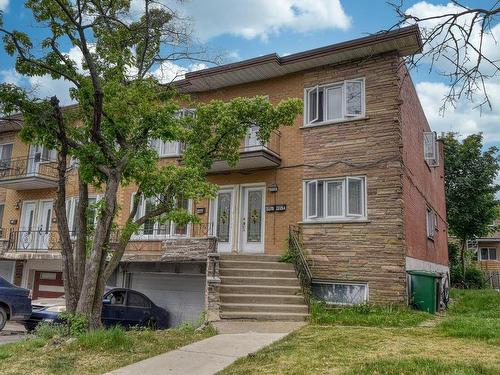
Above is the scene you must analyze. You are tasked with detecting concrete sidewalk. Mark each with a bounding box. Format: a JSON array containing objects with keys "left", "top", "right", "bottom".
[{"left": 106, "top": 322, "right": 304, "bottom": 375}]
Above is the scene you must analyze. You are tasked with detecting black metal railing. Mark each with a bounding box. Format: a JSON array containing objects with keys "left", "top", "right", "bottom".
[
  {"left": 0, "top": 157, "right": 58, "bottom": 180},
  {"left": 7, "top": 228, "right": 74, "bottom": 252},
  {"left": 288, "top": 225, "right": 313, "bottom": 305}
]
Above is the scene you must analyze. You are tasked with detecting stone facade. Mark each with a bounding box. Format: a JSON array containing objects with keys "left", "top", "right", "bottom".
[
  {"left": 162, "top": 237, "right": 217, "bottom": 262},
  {"left": 205, "top": 252, "right": 221, "bottom": 321}
]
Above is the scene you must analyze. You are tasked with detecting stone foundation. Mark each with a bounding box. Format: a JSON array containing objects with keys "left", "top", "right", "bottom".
[{"left": 161, "top": 237, "right": 217, "bottom": 262}]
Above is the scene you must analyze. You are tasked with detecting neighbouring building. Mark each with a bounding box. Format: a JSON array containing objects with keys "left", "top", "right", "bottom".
[
  {"left": 472, "top": 222, "right": 500, "bottom": 289},
  {"left": 0, "top": 25, "right": 448, "bottom": 325}
]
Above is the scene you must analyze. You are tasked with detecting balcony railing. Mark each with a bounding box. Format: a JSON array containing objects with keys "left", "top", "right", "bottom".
[
  {"left": 240, "top": 130, "right": 281, "bottom": 156},
  {"left": 6, "top": 229, "right": 75, "bottom": 253},
  {"left": 6, "top": 223, "right": 214, "bottom": 252},
  {"left": 0, "top": 157, "right": 58, "bottom": 180}
]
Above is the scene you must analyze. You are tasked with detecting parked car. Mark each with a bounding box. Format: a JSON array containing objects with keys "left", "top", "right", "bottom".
[
  {"left": 0, "top": 276, "right": 32, "bottom": 331},
  {"left": 24, "top": 288, "right": 169, "bottom": 331}
]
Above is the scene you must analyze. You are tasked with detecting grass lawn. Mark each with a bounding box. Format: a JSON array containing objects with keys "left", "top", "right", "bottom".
[
  {"left": 0, "top": 324, "right": 215, "bottom": 375},
  {"left": 219, "top": 289, "right": 500, "bottom": 375}
]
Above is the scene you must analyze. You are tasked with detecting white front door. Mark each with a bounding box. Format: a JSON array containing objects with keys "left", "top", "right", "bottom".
[
  {"left": 36, "top": 201, "right": 53, "bottom": 249},
  {"left": 213, "top": 189, "right": 235, "bottom": 253},
  {"left": 19, "top": 201, "right": 37, "bottom": 250},
  {"left": 239, "top": 186, "right": 265, "bottom": 253}
]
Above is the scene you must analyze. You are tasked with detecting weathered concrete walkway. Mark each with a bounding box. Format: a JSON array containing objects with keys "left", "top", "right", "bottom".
[{"left": 106, "top": 322, "right": 304, "bottom": 375}]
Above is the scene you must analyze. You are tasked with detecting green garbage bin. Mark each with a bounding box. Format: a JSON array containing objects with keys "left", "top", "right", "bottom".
[{"left": 407, "top": 270, "right": 440, "bottom": 314}]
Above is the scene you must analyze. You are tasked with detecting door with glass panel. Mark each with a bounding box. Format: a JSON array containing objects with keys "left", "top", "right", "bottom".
[
  {"left": 35, "top": 201, "right": 53, "bottom": 250},
  {"left": 18, "top": 201, "right": 37, "bottom": 250},
  {"left": 239, "top": 186, "right": 265, "bottom": 253},
  {"left": 213, "top": 189, "right": 234, "bottom": 253},
  {"left": 27, "top": 145, "right": 56, "bottom": 175}
]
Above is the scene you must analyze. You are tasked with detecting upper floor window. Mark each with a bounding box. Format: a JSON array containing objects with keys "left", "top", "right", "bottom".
[
  {"left": 304, "top": 176, "right": 366, "bottom": 221},
  {"left": 423, "top": 132, "right": 439, "bottom": 167},
  {"left": 426, "top": 206, "right": 437, "bottom": 239},
  {"left": 148, "top": 108, "right": 195, "bottom": 158},
  {"left": 0, "top": 143, "right": 13, "bottom": 169},
  {"left": 304, "top": 78, "right": 365, "bottom": 126},
  {"left": 479, "top": 247, "right": 497, "bottom": 261},
  {"left": 149, "top": 139, "right": 183, "bottom": 157}
]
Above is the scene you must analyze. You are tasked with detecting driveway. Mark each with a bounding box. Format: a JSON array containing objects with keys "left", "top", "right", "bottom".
[{"left": 0, "top": 322, "right": 27, "bottom": 346}]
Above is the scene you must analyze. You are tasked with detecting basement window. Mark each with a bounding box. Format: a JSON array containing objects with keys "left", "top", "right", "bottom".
[
  {"left": 312, "top": 281, "right": 368, "bottom": 305},
  {"left": 304, "top": 78, "right": 365, "bottom": 126}
]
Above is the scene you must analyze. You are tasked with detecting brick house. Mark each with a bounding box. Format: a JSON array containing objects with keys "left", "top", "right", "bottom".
[{"left": 0, "top": 25, "right": 448, "bottom": 324}]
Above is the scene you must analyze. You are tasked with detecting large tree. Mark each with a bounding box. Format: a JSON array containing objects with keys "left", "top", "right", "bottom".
[
  {"left": 0, "top": 1, "right": 302, "bottom": 329},
  {"left": 443, "top": 133, "right": 499, "bottom": 275}
]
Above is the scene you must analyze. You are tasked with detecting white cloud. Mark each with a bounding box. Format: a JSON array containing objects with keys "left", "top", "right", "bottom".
[
  {"left": 417, "top": 80, "right": 500, "bottom": 142},
  {"left": 0, "top": 69, "right": 22, "bottom": 85},
  {"left": 183, "top": 0, "right": 351, "bottom": 41},
  {"left": 28, "top": 75, "right": 75, "bottom": 106},
  {"left": 0, "top": 0, "right": 9, "bottom": 11},
  {"left": 151, "top": 61, "right": 208, "bottom": 83},
  {"left": 130, "top": 0, "right": 351, "bottom": 42}
]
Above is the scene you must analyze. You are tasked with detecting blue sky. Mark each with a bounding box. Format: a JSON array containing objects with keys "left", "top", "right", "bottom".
[{"left": 0, "top": 0, "right": 499, "bottom": 150}]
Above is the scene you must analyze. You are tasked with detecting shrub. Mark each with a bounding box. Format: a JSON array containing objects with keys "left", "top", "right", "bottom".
[
  {"left": 59, "top": 312, "right": 88, "bottom": 336},
  {"left": 33, "top": 322, "right": 67, "bottom": 340},
  {"left": 463, "top": 267, "right": 487, "bottom": 289},
  {"left": 279, "top": 247, "right": 294, "bottom": 263}
]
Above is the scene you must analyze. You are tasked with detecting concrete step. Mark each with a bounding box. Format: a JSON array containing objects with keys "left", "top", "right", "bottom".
[
  {"left": 220, "top": 311, "right": 309, "bottom": 321},
  {"left": 219, "top": 268, "right": 297, "bottom": 278},
  {"left": 220, "top": 276, "right": 299, "bottom": 287},
  {"left": 220, "top": 284, "right": 302, "bottom": 296},
  {"left": 220, "top": 254, "right": 282, "bottom": 262},
  {"left": 221, "top": 303, "right": 308, "bottom": 314},
  {"left": 220, "top": 260, "right": 293, "bottom": 270},
  {"left": 220, "top": 293, "right": 306, "bottom": 305}
]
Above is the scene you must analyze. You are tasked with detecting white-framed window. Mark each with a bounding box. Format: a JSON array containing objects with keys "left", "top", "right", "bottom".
[
  {"left": 0, "top": 143, "right": 13, "bottom": 169},
  {"left": 426, "top": 206, "right": 437, "bottom": 239},
  {"left": 131, "top": 194, "right": 192, "bottom": 239},
  {"left": 148, "top": 108, "right": 195, "bottom": 158},
  {"left": 304, "top": 78, "right": 365, "bottom": 126},
  {"left": 479, "top": 247, "right": 497, "bottom": 261},
  {"left": 423, "top": 131, "right": 439, "bottom": 167},
  {"left": 304, "top": 176, "right": 366, "bottom": 221},
  {"left": 66, "top": 196, "right": 100, "bottom": 235},
  {"left": 312, "top": 281, "right": 368, "bottom": 305},
  {"left": 149, "top": 139, "right": 183, "bottom": 157}
]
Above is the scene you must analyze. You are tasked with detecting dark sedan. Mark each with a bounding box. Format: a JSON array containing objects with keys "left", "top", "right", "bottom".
[
  {"left": 0, "top": 276, "right": 32, "bottom": 331},
  {"left": 24, "top": 288, "right": 169, "bottom": 331}
]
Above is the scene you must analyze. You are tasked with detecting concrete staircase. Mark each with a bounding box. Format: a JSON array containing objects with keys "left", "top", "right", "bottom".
[{"left": 219, "top": 254, "right": 309, "bottom": 321}]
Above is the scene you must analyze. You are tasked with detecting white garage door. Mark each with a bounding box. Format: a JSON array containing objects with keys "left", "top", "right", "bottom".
[
  {"left": 0, "top": 261, "right": 14, "bottom": 283},
  {"left": 128, "top": 273, "right": 205, "bottom": 327}
]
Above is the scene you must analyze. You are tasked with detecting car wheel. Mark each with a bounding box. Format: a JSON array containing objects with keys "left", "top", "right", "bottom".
[{"left": 0, "top": 307, "right": 7, "bottom": 331}]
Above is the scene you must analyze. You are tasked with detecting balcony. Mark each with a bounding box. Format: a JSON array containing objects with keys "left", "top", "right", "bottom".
[
  {"left": 3, "top": 223, "right": 214, "bottom": 253},
  {"left": 209, "top": 130, "right": 281, "bottom": 173},
  {"left": 0, "top": 157, "right": 58, "bottom": 190}
]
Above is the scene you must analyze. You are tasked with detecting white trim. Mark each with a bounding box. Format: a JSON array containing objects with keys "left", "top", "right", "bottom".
[
  {"left": 303, "top": 176, "right": 367, "bottom": 222},
  {"left": 303, "top": 78, "right": 365, "bottom": 127}
]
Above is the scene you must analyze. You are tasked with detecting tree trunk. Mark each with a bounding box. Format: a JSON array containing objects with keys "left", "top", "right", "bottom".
[
  {"left": 460, "top": 239, "right": 467, "bottom": 279},
  {"left": 74, "top": 177, "right": 88, "bottom": 295},
  {"left": 76, "top": 175, "right": 120, "bottom": 326}
]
